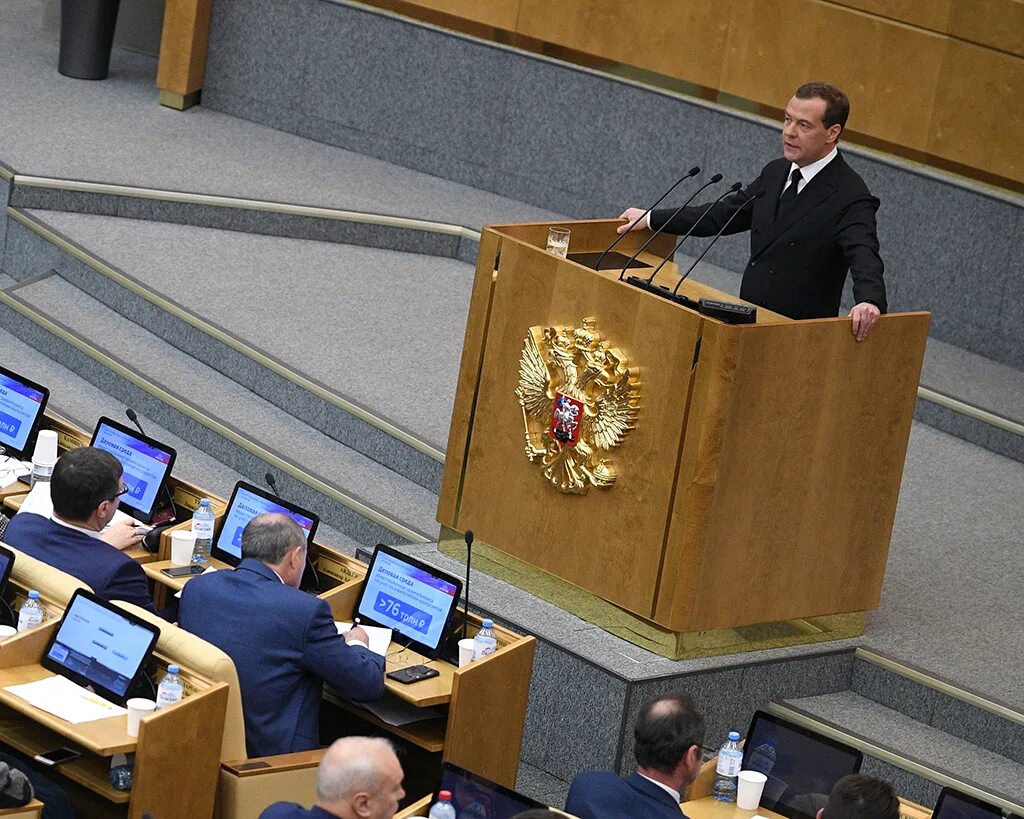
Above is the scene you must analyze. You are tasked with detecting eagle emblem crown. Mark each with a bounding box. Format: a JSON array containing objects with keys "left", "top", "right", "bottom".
[{"left": 515, "top": 317, "right": 640, "bottom": 494}]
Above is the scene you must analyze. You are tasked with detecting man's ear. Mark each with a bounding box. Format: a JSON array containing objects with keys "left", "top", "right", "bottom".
[
  {"left": 826, "top": 123, "right": 842, "bottom": 145},
  {"left": 351, "top": 791, "right": 372, "bottom": 817}
]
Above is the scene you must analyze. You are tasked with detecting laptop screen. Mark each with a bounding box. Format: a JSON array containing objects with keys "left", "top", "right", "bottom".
[
  {"left": 434, "top": 762, "right": 546, "bottom": 819},
  {"left": 355, "top": 545, "right": 462, "bottom": 658},
  {"left": 211, "top": 481, "right": 318, "bottom": 565},
  {"left": 742, "top": 711, "right": 863, "bottom": 819},
  {"left": 0, "top": 367, "right": 49, "bottom": 459},
  {"left": 90, "top": 417, "right": 176, "bottom": 523},
  {"left": 42, "top": 590, "right": 160, "bottom": 704},
  {"left": 933, "top": 788, "right": 1015, "bottom": 819}
]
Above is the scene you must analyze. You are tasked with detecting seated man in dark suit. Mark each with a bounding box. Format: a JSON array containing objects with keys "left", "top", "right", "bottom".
[
  {"left": 566, "top": 691, "right": 705, "bottom": 819},
  {"left": 2, "top": 446, "right": 161, "bottom": 617},
  {"left": 260, "top": 736, "right": 404, "bottom": 819},
  {"left": 179, "top": 514, "right": 385, "bottom": 757},
  {"left": 817, "top": 774, "right": 899, "bottom": 819}
]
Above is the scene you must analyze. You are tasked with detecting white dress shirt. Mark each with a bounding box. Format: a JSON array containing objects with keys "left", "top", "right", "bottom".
[
  {"left": 50, "top": 514, "right": 102, "bottom": 539},
  {"left": 637, "top": 773, "right": 681, "bottom": 803},
  {"left": 781, "top": 145, "right": 838, "bottom": 197}
]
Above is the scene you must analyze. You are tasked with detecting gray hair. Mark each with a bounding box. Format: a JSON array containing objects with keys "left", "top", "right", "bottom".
[
  {"left": 317, "top": 737, "right": 396, "bottom": 802},
  {"left": 240, "top": 513, "right": 305, "bottom": 564}
]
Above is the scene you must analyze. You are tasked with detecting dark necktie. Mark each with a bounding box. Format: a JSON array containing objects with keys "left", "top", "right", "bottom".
[{"left": 777, "top": 167, "right": 803, "bottom": 214}]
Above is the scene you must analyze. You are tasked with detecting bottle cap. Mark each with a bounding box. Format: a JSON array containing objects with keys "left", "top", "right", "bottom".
[
  {"left": 199, "top": 498, "right": 211, "bottom": 507},
  {"left": 438, "top": 791, "right": 452, "bottom": 801},
  {"left": 482, "top": 619, "right": 493, "bottom": 628},
  {"left": 27, "top": 590, "right": 40, "bottom": 600},
  {"left": 728, "top": 731, "right": 741, "bottom": 741},
  {"left": 31, "top": 431, "right": 58, "bottom": 467},
  {"left": 167, "top": 664, "right": 180, "bottom": 675}
]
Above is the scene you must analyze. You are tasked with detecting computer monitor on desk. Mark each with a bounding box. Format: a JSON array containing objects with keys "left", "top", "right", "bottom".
[
  {"left": 211, "top": 480, "right": 319, "bottom": 566},
  {"left": 90, "top": 416, "right": 176, "bottom": 525},
  {"left": 742, "top": 711, "right": 863, "bottom": 819},
  {"left": 433, "top": 762, "right": 546, "bottom": 818},
  {"left": 932, "top": 788, "right": 1019, "bottom": 819},
  {"left": 0, "top": 366, "right": 49, "bottom": 461}
]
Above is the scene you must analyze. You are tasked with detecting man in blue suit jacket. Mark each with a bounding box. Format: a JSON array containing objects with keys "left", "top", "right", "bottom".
[
  {"left": 260, "top": 736, "right": 405, "bottom": 819},
  {"left": 179, "top": 514, "right": 385, "bottom": 758},
  {"left": 566, "top": 692, "right": 705, "bottom": 819},
  {"left": 3, "top": 447, "right": 161, "bottom": 616}
]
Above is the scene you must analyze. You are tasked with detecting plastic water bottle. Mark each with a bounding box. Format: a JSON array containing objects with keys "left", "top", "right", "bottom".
[
  {"left": 191, "top": 499, "right": 214, "bottom": 564},
  {"left": 713, "top": 730, "right": 743, "bottom": 802},
  {"left": 155, "top": 665, "right": 184, "bottom": 710},
  {"left": 17, "top": 591, "right": 44, "bottom": 632},
  {"left": 472, "top": 619, "right": 498, "bottom": 660},
  {"left": 428, "top": 790, "right": 457, "bottom": 819}
]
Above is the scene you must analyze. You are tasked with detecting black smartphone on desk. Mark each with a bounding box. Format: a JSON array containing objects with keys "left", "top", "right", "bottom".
[
  {"left": 161, "top": 565, "right": 205, "bottom": 578},
  {"left": 387, "top": 665, "right": 440, "bottom": 685},
  {"left": 34, "top": 747, "right": 82, "bottom": 767}
]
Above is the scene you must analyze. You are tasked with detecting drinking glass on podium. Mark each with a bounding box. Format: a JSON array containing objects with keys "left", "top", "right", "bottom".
[{"left": 546, "top": 227, "right": 570, "bottom": 258}]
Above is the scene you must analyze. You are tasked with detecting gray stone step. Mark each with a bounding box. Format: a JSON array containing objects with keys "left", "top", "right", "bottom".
[
  {"left": 0, "top": 273, "right": 440, "bottom": 548},
  {"left": 0, "top": 319, "right": 362, "bottom": 554},
  {"left": 774, "top": 692, "right": 1024, "bottom": 811}
]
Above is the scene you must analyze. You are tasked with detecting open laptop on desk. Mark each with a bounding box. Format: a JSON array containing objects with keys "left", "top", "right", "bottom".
[
  {"left": 742, "top": 710, "right": 863, "bottom": 819},
  {"left": 41, "top": 588, "right": 160, "bottom": 706},
  {"left": 931, "top": 787, "right": 1020, "bottom": 819},
  {"left": 210, "top": 480, "right": 319, "bottom": 568},
  {"left": 90, "top": 416, "right": 176, "bottom": 526},
  {"left": 432, "top": 762, "right": 546, "bottom": 818}
]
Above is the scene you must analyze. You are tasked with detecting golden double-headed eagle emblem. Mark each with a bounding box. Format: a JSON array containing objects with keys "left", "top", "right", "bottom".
[{"left": 515, "top": 317, "right": 640, "bottom": 494}]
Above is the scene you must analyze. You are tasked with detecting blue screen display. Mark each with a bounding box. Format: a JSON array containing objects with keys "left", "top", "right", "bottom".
[
  {"left": 216, "top": 486, "right": 316, "bottom": 561},
  {"left": 358, "top": 551, "right": 459, "bottom": 651},
  {"left": 92, "top": 423, "right": 172, "bottom": 517},
  {"left": 0, "top": 373, "right": 46, "bottom": 455}
]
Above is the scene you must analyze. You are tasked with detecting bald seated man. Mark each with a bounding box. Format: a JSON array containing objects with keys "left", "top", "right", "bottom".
[
  {"left": 179, "top": 513, "right": 385, "bottom": 757},
  {"left": 259, "top": 737, "right": 405, "bottom": 819}
]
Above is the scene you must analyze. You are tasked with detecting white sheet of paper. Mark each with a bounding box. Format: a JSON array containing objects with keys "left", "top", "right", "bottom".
[
  {"left": 0, "top": 457, "right": 31, "bottom": 489},
  {"left": 5, "top": 675, "right": 127, "bottom": 724},
  {"left": 108, "top": 509, "right": 153, "bottom": 533},
  {"left": 335, "top": 622, "right": 393, "bottom": 656},
  {"left": 15, "top": 481, "right": 53, "bottom": 517}
]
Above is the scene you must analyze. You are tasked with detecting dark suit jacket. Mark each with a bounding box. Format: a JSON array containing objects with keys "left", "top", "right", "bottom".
[
  {"left": 260, "top": 804, "right": 339, "bottom": 819},
  {"left": 565, "top": 771, "right": 686, "bottom": 819},
  {"left": 179, "top": 559, "right": 385, "bottom": 758},
  {"left": 651, "top": 152, "right": 886, "bottom": 320},
  {"left": 2, "top": 513, "right": 160, "bottom": 616}
]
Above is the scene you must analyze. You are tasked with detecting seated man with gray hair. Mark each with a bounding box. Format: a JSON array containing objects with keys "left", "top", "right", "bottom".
[
  {"left": 179, "top": 513, "right": 385, "bottom": 757},
  {"left": 259, "top": 737, "right": 405, "bottom": 819}
]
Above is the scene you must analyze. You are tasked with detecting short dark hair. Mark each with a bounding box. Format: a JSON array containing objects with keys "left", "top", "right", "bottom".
[
  {"left": 633, "top": 692, "right": 705, "bottom": 775},
  {"left": 795, "top": 82, "right": 850, "bottom": 132},
  {"left": 241, "top": 513, "right": 305, "bottom": 564},
  {"left": 51, "top": 446, "right": 123, "bottom": 521},
  {"left": 823, "top": 775, "right": 899, "bottom": 819}
]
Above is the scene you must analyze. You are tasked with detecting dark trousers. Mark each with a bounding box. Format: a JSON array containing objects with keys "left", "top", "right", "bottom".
[{"left": 0, "top": 750, "right": 75, "bottom": 819}]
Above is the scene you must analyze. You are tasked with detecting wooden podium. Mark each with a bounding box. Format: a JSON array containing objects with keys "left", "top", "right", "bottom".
[{"left": 437, "top": 220, "right": 929, "bottom": 657}]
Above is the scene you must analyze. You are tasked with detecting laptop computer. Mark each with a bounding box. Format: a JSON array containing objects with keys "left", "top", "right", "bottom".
[
  {"left": 90, "top": 416, "right": 177, "bottom": 525},
  {"left": 742, "top": 710, "right": 863, "bottom": 819},
  {"left": 932, "top": 787, "right": 1019, "bottom": 819},
  {"left": 210, "top": 480, "right": 319, "bottom": 567},
  {"left": 432, "top": 762, "right": 546, "bottom": 819},
  {"left": 0, "top": 366, "right": 49, "bottom": 461}
]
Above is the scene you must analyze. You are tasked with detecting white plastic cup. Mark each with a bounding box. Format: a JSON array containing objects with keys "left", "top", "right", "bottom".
[
  {"left": 126, "top": 698, "right": 156, "bottom": 737},
  {"left": 457, "top": 638, "right": 476, "bottom": 668},
  {"left": 0, "top": 625, "right": 17, "bottom": 640},
  {"left": 737, "top": 770, "right": 768, "bottom": 810},
  {"left": 32, "top": 431, "right": 59, "bottom": 467},
  {"left": 169, "top": 530, "right": 196, "bottom": 566}
]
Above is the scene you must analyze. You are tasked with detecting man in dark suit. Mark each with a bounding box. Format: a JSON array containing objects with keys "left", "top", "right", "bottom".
[
  {"left": 179, "top": 514, "right": 385, "bottom": 758},
  {"left": 565, "top": 691, "right": 705, "bottom": 819},
  {"left": 259, "top": 736, "right": 405, "bottom": 819},
  {"left": 619, "top": 82, "right": 886, "bottom": 341},
  {"left": 2, "top": 446, "right": 161, "bottom": 616}
]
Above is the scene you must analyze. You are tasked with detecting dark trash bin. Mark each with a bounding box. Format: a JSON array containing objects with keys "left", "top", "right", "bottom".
[{"left": 58, "top": 0, "right": 122, "bottom": 80}]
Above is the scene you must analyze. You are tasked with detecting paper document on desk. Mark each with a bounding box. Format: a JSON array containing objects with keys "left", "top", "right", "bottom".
[
  {"left": 335, "top": 622, "right": 392, "bottom": 656},
  {"left": 0, "top": 457, "right": 31, "bottom": 489},
  {"left": 359, "top": 693, "right": 441, "bottom": 726},
  {"left": 5, "top": 675, "right": 127, "bottom": 724},
  {"left": 15, "top": 481, "right": 52, "bottom": 517},
  {"left": 109, "top": 509, "right": 153, "bottom": 533}
]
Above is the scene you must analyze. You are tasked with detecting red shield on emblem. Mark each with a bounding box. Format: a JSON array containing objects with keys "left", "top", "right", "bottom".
[{"left": 550, "top": 392, "right": 584, "bottom": 446}]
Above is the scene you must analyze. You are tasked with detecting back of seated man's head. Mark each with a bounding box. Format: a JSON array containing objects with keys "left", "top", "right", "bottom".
[
  {"left": 820, "top": 775, "right": 899, "bottom": 819},
  {"left": 633, "top": 691, "right": 705, "bottom": 788},
  {"left": 51, "top": 446, "right": 123, "bottom": 524},
  {"left": 240, "top": 513, "right": 307, "bottom": 587},
  {"left": 316, "top": 736, "right": 404, "bottom": 819}
]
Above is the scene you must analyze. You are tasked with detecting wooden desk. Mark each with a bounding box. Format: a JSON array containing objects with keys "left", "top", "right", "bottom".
[
  {"left": 683, "top": 797, "right": 785, "bottom": 819},
  {"left": 0, "top": 480, "right": 30, "bottom": 507}
]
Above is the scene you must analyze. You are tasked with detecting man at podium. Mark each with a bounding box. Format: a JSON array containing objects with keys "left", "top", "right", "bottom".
[{"left": 618, "top": 82, "right": 886, "bottom": 342}]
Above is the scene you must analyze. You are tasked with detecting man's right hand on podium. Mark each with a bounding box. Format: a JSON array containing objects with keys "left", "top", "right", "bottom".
[{"left": 617, "top": 207, "right": 649, "bottom": 234}]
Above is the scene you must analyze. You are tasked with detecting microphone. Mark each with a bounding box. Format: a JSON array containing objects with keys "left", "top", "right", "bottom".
[
  {"left": 124, "top": 408, "right": 176, "bottom": 551},
  {"left": 595, "top": 166, "right": 700, "bottom": 274},
  {"left": 265, "top": 471, "right": 280, "bottom": 497},
  {"left": 635, "top": 175, "right": 730, "bottom": 285},
  {"left": 264, "top": 471, "right": 321, "bottom": 593},
  {"left": 672, "top": 190, "right": 763, "bottom": 295},
  {"left": 462, "top": 529, "right": 474, "bottom": 641}
]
